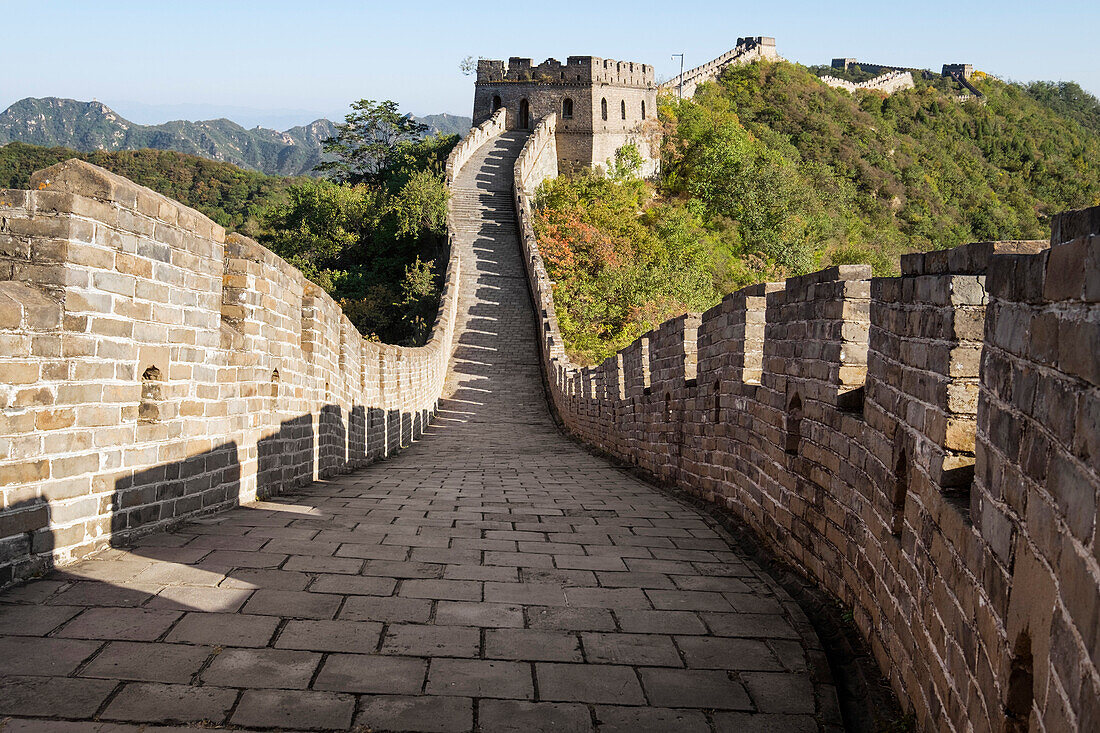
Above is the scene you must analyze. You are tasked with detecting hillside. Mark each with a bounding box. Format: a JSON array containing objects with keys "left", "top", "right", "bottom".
[
  {"left": 0, "top": 97, "right": 471, "bottom": 177},
  {"left": 535, "top": 61, "right": 1100, "bottom": 364}
]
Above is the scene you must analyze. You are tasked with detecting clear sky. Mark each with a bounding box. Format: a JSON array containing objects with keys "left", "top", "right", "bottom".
[{"left": 3, "top": 0, "right": 1097, "bottom": 129}]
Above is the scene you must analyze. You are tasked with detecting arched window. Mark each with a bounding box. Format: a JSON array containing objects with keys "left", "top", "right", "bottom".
[
  {"left": 784, "top": 394, "right": 802, "bottom": 455},
  {"left": 492, "top": 95, "right": 502, "bottom": 112},
  {"left": 139, "top": 366, "right": 163, "bottom": 423},
  {"left": 891, "top": 452, "right": 908, "bottom": 536},
  {"left": 620, "top": 99, "right": 626, "bottom": 120},
  {"left": 641, "top": 100, "right": 646, "bottom": 119},
  {"left": 518, "top": 99, "right": 530, "bottom": 130},
  {"left": 601, "top": 98, "right": 608, "bottom": 121},
  {"left": 562, "top": 97, "right": 574, "bottom": 120}
]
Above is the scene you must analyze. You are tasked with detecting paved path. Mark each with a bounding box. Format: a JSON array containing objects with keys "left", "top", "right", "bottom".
[{"left": 0, "top": 133, "right": 825, "bottom": 732}]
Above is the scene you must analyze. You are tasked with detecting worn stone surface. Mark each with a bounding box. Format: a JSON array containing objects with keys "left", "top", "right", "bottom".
[{"left": 0, "top": 132, "right": 830, "bottom": 731}]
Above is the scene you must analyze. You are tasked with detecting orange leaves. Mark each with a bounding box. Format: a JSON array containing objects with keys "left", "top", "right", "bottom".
[{"left": 535, "top": 207, "right": 625, "bottom": 277}]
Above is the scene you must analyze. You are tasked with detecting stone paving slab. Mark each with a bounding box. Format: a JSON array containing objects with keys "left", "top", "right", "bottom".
[{"left": 0, "top": 132, "right": 832, "bottom": 731}]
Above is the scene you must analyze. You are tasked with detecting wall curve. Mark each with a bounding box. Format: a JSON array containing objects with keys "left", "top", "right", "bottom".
[
  {"left": 820, "top": 70, "right": 916, "bottom": 95},
  {"left": 660, "top": 37, "right": 781, "bottom": 99},
  {"left": 515, "top": 122, "right": 1099, "bottom": 730},
  {"left": 0, "top": 111, "right": 505, "bottom": 586}
]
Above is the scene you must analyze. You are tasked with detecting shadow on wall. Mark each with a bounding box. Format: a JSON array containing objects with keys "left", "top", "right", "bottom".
[
  {"left": 0, "top": 499, "right": 55, "bottom": 588},
  {"left": 110, "top": 442, "right": 242, "bottom": 542},
  {"left": 0, "top": 401, "right": 435, "bottom": 590}
]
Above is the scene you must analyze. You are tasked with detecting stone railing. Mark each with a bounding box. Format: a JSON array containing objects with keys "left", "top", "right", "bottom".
[
  {"left": 820, "top": 70, "right": 915, "bottom": 95},
  {"left": 514, "top": 128, "right": 1099, "bottom": 730},
  {"left": 513, "top": 114, "right": 566, "bottom": 371},
  {"left": 0, "top": 118, "right": 502, "bottom": 585},
  {"left": 445, "top": 107, "right": 506, "bottom": 186}
]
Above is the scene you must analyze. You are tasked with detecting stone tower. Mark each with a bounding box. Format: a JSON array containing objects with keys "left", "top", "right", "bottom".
[{"left": 473, "top": 56, "right": 659, "bottom": 176}]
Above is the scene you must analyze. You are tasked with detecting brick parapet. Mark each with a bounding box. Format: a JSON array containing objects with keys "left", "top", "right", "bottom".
[
  {"left": 477, "top": 56, "right": 654, "bottom": 88},
  {"left": 820, "top": 70, "right": 916, "bottom": 95},
  {"left": 0, "top": 118, "right": 498, "bottom": 585},
  {"left": 514, "top": 119, "right": 1099, "bottom": 731},
  {"left": 659, "top": 37, "right": 781, "bottom": 99}
]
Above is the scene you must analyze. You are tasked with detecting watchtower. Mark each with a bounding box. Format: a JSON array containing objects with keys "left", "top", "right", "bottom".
[
  {"left": 473, "top": 55, "right": 659, "bottom": 176},
  {"left": 942, "top": 63, "right": 974, "bottom": 80}
]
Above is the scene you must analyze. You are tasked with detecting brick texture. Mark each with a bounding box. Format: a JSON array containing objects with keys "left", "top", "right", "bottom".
[
  {"left": 0, "top": 109, "right": 508, "bottom": 586},
  {"left": 516, "top": 110, "right": 1100, "bottom": 733}
]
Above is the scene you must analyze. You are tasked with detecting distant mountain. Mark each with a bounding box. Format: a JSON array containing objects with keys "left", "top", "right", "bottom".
[
  {"left": 0, "top": 97, "right": 471, "bottom": 177},
  {"left": 414, "top": 113, "right": 473, "bottom": 138}
]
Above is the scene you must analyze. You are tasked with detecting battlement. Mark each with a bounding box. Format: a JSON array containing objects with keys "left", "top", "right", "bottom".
[
  {"left": 660, "top": 36, "right": 782, "bottom": 99},
  {"left": 476, "top": 56, "right": 654, "bottom": 87},
  {"left": 514, "top": 119, "right": 1099, "bottom": 731},
  {"left": 821, "top": 70, "right": 915, "bottom": 95},
  {"left": 0, "top": 111, "right": 510, "bottom": 585},
  {"left": 474, "top": 53, "right": 659, "bottom": 176},
  {"left": 943, "top": 62, "right": 974, "bottom": 80}
]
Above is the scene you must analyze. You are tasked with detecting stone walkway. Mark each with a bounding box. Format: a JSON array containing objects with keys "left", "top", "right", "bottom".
[{"left": 0, "top": 133, "right": 827, "bottom": 732}]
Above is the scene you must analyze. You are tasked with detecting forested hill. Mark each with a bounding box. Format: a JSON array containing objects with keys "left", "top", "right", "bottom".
[
  {"left": 669, "top": 64, "right": 1100, "bottom": 269},
  {"left": 0, "top": 98, "right": 471, "bottom": 177},
  {"left": 535, "top": 62, "right": 1100, "bottom": 363}
]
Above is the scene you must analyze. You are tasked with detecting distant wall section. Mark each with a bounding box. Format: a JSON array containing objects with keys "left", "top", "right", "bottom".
[{"left": 660, "top": 37, "right": 780, "bottom": 99}]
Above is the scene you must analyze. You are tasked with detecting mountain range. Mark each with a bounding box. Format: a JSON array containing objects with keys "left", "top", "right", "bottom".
[{"left": 0, "top": 97, "right": 471, "bottom": 177}]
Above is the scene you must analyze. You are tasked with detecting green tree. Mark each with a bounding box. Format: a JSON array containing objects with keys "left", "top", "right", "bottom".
[
  {"left": 532, "top": 59, "right": 1100, "bottom": 361},
  {"left": 315, "top": 99, "right": 430, "bottom": 185}
]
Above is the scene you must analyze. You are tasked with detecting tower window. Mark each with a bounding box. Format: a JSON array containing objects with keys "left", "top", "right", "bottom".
[
  {"left": 562, "top": 97, "right": 573, "bottom": 120},
  {"left": 621, "top": 100, "right": 626, "bottom": 120},
  {"left": 601, "top": 98, "right": 607, "bottom": 121},
  {"left": 641, "top": 100, "right": 646, "bottom": 119},
  {"left": 492, "top": 95, "right": 502, "bottom": 112}
]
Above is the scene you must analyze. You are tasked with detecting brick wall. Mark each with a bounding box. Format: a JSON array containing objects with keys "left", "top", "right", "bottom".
[
  {"left": 516, "top": 129, "right": 1099, "bottom": 730},
  {"left": 0, "top": 113, "right": 504, "bottom": 586},
  {"left": 820, "top": 71, "right": 916, "bottom": 95},
  {"left": 660, "top": 38, "right": 781, "bottom": 99}
]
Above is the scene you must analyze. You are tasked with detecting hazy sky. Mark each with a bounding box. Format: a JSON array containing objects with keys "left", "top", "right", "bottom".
[{"left": 3, "top": 0, "right": 1097, "bottom": 129}]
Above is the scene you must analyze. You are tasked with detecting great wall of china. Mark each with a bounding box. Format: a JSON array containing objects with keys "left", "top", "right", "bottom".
[
  {"left": 511, "top": 109, "right": 1099, "bottom": 730},
  {"left": 659, "top": 37, "right": 781, "bottom": 99},
  {"left": 0, "top": 38, "right": 1096, "bottom": 733},
  {"left": 0, "top": 123, "right": 508, "bottom": 582},
  {"left": 820, "top": 71, "right": 916, "bottom": 95}
]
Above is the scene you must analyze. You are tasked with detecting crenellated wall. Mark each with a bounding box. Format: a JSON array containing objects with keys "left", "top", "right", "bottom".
[
  {"left": 475, "top": 55, "right": 659, "bottom": 177},
  {"left": 515, "top": 123, "right": 1099, "bottom": 730},
  {"left": 660, "top": 37, "right": 781, "bottom": 99},
  {"left": 821, "top": 70, "right": 916, "bottom": 95},
  {"left": 0, "top": 112, "right": 504, "bottom": 586}
]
